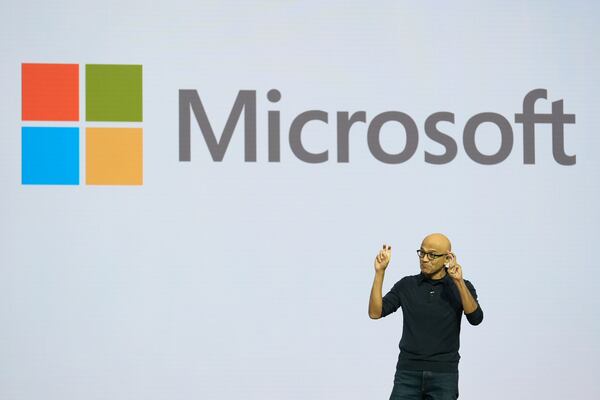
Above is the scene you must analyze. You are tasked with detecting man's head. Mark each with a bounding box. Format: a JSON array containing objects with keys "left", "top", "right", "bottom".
[{"left": 418, "top": 233, "right": 452, "bottom": 278}]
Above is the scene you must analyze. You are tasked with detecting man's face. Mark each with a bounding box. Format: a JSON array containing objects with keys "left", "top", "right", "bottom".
[{"left": 418, "top": 243, "right": 449, "bottom": 276}]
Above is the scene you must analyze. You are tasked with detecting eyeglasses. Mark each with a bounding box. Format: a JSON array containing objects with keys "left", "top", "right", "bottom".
[{"left": 416, "top": 249, "right": 446, "bottom": 260}]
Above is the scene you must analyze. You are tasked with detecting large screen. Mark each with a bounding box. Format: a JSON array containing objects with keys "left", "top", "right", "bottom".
[{"left": 1, "top": 1, "right": 598, "bottom": 399}]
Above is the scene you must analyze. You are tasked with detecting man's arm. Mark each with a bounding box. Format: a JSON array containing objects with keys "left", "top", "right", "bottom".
[
  {"left": 458, "top": 280, "right": 483, "bottom": 325},
  {"left": 369, "top": 244, "right": 392, "bottom": 319},
  {"left": 446, "top": 255, "right": 483, "bottom": 326},
  {"left": 369, "top": 270, "right": 385, "bottom": 319},
  {"left": 452, "top": 278, "right": 483, "bottom": 325},
  {"left": 454, "top": 278, "right": 479, "bottom": 314}
]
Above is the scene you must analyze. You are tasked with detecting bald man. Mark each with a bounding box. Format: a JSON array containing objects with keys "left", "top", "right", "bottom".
[{"left": 368, "top": 234, "right": 483, "bottom": 400}]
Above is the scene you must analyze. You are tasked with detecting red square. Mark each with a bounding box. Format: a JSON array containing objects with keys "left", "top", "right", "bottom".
[{"left": 22, "top": 63, "right": 79, "bottom": 121}]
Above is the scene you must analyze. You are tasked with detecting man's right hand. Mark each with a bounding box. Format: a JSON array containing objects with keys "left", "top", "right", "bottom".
[{"left": 374, "top": 244, "right": 392, "bottom": 272}]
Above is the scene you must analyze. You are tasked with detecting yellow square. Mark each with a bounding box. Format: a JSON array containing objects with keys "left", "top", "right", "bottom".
[{"left": 86, "top": 128, "right": 143, "bottom": 185}]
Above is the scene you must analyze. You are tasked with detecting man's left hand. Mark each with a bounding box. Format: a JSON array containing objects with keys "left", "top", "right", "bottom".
[{"left": 446, "top": 252, "right": 463, "bottom": 281}]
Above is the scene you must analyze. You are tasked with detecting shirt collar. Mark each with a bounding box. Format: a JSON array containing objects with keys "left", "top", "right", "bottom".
[{"left": 417, "top": 269, "right": 451, "bottom": 286}]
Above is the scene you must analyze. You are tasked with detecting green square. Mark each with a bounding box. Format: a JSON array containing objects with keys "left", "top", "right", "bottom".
[{"left": 86, "top": 64, "right": 142, "bottom": 122}]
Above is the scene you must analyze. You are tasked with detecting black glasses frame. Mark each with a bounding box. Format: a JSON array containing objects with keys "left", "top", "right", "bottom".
[{"left": 416, "top": 249, "right": 447, "bottom": 260}]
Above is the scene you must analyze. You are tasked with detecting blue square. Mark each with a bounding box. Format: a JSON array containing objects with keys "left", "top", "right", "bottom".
[{"left": 22, "top": 127, "right": 79, "bottom": 185}]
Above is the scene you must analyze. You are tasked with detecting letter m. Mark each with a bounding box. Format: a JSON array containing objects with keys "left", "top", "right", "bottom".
[{"left": 179, "top": 90, "right": 256, "bottom": 161}]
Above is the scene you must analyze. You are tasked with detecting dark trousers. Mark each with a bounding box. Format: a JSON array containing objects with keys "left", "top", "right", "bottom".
[{"left": 389, "top": 369, "right": 459, "bottom": 400}]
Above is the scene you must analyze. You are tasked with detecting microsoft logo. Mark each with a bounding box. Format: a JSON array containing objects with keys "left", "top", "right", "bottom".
[{"left": 21, "top": 63, "right": 143, "bottom": 185}]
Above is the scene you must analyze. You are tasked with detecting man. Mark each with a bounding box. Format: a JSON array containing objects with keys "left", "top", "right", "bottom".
[{"left": 368, "top": 233, "right": 483, "bottom": 400}]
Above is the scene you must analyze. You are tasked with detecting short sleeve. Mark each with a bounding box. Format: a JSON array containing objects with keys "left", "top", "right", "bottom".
[
  {"left": 464, "top": 280, "right": 484, "bottom": 326},
  {"left": 381, "top": 280, "right": 403, "bottom": 318}
]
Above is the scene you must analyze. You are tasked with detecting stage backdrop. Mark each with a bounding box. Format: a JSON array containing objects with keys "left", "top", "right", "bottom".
[{"left": 1, "top": 1, "right": 599, "bottom": 399}]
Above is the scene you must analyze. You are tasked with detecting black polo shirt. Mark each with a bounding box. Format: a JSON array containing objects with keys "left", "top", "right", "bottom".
[{"left": 381, "top": 271, "right": 483, "bottom": 372}]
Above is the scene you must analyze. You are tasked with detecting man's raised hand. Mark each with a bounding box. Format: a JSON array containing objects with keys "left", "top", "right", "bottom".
[{"left": 374, "top": 244, "right": 392, "bottom": 272}]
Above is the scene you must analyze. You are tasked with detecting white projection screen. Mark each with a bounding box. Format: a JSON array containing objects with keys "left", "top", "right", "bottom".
[{"left": 1, "top": 1, "right": 599, "bottom": 399}]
